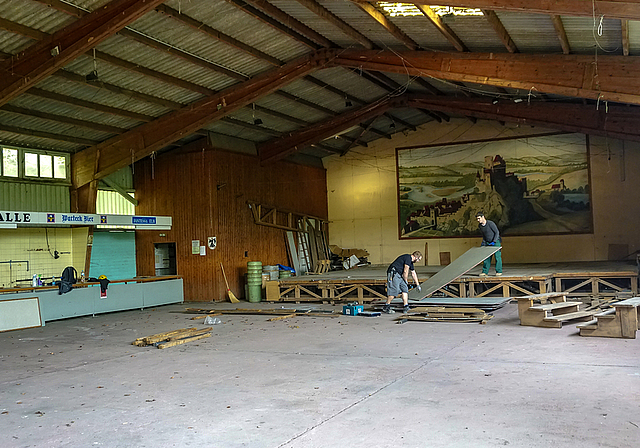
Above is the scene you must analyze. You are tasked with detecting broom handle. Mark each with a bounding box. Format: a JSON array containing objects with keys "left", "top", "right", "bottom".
[{"left": 220, "top": 263, "right": 231, "bottom": 290}]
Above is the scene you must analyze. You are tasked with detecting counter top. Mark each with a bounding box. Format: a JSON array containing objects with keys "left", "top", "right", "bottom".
[{"left": 0, "top": 275, "right": 181, "bottom": 294}]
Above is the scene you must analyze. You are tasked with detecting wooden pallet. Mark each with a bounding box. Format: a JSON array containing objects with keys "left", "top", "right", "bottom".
[
  {"left": 516, "top": 292, "right": 595, "bottom": 328},
  {"left": 577, "top": 297, "right": 640, "bottom": 338}
]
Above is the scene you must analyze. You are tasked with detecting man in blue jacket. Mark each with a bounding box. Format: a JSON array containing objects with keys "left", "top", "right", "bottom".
[{"left": 476, "top": 211, "right": 502, "bottom": 276}]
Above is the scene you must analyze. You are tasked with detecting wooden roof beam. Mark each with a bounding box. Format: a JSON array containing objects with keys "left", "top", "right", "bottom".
[
  {"left": 341, "top": 117, "right": 378, "bottom": 156},
  {"left": 551, "top": 16, "right": 571, "bottom": 54},
  {"left": 402, "top": 1, "right": 640, "bottom": 21},
  {"left": 238, "top": 0, "right": 335, "bottom": 48},
  {"left": 482, "top": 10, "right": 518, "bottom": 53},
  {"left": 0, "top": 16, "right": 314, "bottom": 144},
  {"left": 406, "top": 94, "right": 640, "bottom": 142},
  {"left": 223, "top": 0, "right": 322, "bottom": 50},
  {"left": 71, "top": 51, "right": 328, "bottom": 188},
  {"left": 295, "top": 0, "right": 376, "bottom": 49},
  {"left": 0, "top": 0, "right": 167, "bottom": 108},
  {"left": 355, "top": 2, "right": 420, "bottom": 50},
  {"left": 330, "top": 49, "right": 640, "bottom": 106},
  {"left": 414, "top": 5, "right": 468, "bottom": 52},
  {"left": 259, "top": 96, "right": 404, "bottom": 164},
  {"left": 622, "top": 20, "right": 630, "bottom": 56}
]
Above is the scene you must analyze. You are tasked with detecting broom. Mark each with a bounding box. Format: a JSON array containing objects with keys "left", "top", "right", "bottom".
[{"left": 220, "top": 263, "right": 240, "bottom": 303}]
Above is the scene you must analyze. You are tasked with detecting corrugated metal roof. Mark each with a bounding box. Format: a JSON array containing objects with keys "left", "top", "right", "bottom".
[
  {"left": 497, "top": 12, "right": 563, "bottom": 53},
  {"left": 165, "top": 0, "right": 310, "bottom": 62},
  {"left": 0, "top": 0, "right": 636, "bottom": 167},
  {"left": 0, "top": 28, "right": 30, "bottom": 54},
  {"left": 562, "top": 16, "right": 622, "bottom": 55},
  {"left": 319, "top": 0, "right": 410, "bottom": 50},
  {"left": 390, "top": 14, "right": 456, "bottom": 51},
  {"left": 271, "top": 0, "right": 365, "bottom": 49},
  {"left": 0, "top": 0, "right": 74, "bottom": 34},
  {"left": 0, "top": 109, "right": 111, "bottom": 142},
  {"left": 0, "top": 130, "right": 83, "bottom": 152},
  {"left": 11, "top": 93, "right": 142, "bottom": 130},
  {"left": 443, "top": 15, "right": 506, "bottom": 53}
]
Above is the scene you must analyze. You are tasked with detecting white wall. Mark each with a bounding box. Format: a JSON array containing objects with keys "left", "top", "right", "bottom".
[{"left": 324, "top": 119, "right": 640, "bottom": 265}]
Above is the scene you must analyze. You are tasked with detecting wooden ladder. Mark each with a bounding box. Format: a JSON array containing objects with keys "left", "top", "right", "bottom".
[
  {"left": 577, "top": 297, "right": 640, "bottom": 338},
  {"left": 516, "top": 292, "right": 595, "bottom": 328}
]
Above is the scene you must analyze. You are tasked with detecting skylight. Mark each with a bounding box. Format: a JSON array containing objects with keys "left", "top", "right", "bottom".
[{"left": 377, "top": 3, "right": 484, "bottom": 18}]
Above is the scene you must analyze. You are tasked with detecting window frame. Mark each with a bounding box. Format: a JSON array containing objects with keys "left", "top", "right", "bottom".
[{"left": 1, "top": 146, "right": 71, "bottom": 184}]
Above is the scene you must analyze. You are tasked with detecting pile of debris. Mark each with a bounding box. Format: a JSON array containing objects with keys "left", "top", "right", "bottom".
[{"left": 132, "top": 327, "right": 212, "bottom": 349}]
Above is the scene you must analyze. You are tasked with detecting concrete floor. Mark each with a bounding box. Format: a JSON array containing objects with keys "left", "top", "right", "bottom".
[{"left": 1, "top": 302, "right": 638, "bottom": 448}]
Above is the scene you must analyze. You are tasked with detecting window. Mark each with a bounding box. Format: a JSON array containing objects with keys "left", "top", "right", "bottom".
[
  {"left": 0, "top": 146, "right": 69, "bottom": 182},
  {"left": 1, "top": 148, "right": 18, "bottom": 177}
]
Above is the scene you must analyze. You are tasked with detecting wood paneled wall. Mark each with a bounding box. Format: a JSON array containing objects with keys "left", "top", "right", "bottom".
[{"left": 134, "top": 138, "right": 327, "bottom": 302}]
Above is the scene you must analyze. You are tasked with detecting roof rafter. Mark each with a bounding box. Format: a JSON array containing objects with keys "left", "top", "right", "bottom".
[
  {"left": 239, "top": 0, "right": 335, "bottom": 48},
  {"left": 223, "top": 0, "right": 322, "bottom": 49},
  {"left": 0, "top": 0, "right": 168, "bottom": 108},
  {"left": 551, "top": 15, "right": 571, "bottom": 55},
  {"left": 414, "top": 4, "right": 468, "bottom": 52},
  {"left": 258, "top": 90, "right": 640, "bottom": 163},
  {"left": 481, "top": 10, "right": 518, "bottom": 53},
  {"left": 330, "top": 49, "right": 640, "bottom": 105},
  {"left": 295, "top": 0, "right": 376, "bottom": 49},
  {"left": 354, "top": 2, "right": 420, "bottom": 50},
  {"left": 406, "top": 94, "right": 640, "bottom": 142},
  {"left": 621, "top": 20, "right": 630, "bottom": 56},
  {"left": 259, "top": 95, "right": 404, "bottom": 163},
  {"left": 71, "top": 51, "right": 329, "bottom": 188}
]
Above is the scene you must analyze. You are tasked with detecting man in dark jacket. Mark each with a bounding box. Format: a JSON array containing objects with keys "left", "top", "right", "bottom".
[
  {"left": 382, "top": 251, "right": 422, "bottom": 314},
  {"left": 476, "top": 211, "right": 502, "bottom": 276}
]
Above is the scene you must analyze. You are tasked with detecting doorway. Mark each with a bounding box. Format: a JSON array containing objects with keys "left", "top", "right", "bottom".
[{"left": 154, "top": 242, "right": 177, "bottom": 276}]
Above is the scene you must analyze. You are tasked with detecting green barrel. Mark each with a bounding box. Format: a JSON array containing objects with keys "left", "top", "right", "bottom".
[
  {"left": 279, "top": 270, "right": 291, "bottom": 279},
  {"left": 247, "top": 284, "right": 262, "bottom": 302},
  {"left": 247, "top": 261, "right": 263, "bottom": 302}
]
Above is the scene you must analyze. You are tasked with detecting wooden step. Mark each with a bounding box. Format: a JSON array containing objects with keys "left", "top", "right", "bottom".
[
  {"left": 576, "top": 320, "right": 598, "bottom": 329},
  {"left": 529, "top": 301, "right": 582, "bottom": 312},
  {"left": 543, "top": 310, "right": 596, "bottom": 322},
  {"left": 594, "top": 308, "right": 617, "bottom": 318}
]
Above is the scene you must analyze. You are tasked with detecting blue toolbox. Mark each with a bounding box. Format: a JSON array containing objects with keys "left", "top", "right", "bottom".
[{"left": 343, "top": 304, "right": 364, "bottom": 316}]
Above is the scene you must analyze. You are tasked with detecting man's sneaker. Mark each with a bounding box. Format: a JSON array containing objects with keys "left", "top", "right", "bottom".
[
  {"left": 479, "top": 273, "right": 487, "bottom": 277},
  {"left": 403, "top": 305, "right": 411, "bottom": 314},
  {"left": 496, "top": 272, "right": 503, "bottom": 276},
  {"left": 382, "top": 304, "right": 395, "bottom": 314}
]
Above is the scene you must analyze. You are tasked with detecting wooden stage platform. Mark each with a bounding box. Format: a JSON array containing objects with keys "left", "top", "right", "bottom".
[{"left": 264, "top": 261, "right": 639, "bottom": 307}]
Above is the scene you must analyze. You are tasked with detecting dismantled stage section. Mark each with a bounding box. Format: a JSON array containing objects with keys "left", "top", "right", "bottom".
[{"left": 263, "top": 261, "right": 638, "bottom": 310}]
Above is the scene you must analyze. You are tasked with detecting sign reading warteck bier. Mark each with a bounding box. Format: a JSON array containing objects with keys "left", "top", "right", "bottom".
[{"left": 0, "top": 211, "right": 172, "bottom": 229}]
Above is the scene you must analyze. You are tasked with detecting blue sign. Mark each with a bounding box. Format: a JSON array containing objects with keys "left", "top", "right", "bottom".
[{"left": 132, "top": 216, "right": 157, "bottom": 225}]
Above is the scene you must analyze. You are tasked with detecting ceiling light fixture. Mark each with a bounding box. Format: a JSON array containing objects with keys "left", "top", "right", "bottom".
[
  {"left": 252, "top": 103, "right": 262, "bottom": 125},
  {"left": 85, "top": 49, "right": 99, "bottom": 82},
  {"left": 345, "top": 96, "right": 353, "bottom": 107}
]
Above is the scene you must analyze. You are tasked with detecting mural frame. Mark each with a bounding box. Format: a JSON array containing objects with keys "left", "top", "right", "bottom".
[{"left": 396, "top": 133, "right": 593, "bottom": 240}]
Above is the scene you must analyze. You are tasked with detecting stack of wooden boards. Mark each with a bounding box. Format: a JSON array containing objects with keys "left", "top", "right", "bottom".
[
  {"left": 133, "top": 327, "right": 212, "bottom": 349},
  {"left": 397, "top": 306, "right": 493, "bottom": 324}
]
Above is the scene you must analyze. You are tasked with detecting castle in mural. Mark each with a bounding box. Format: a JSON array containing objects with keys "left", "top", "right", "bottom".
[{"left": 397, "top": 134, "right": 591, "bottom": 238}]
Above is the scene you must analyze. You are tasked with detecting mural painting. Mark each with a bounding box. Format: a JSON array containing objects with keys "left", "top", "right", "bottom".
[{"left": 396, "top": 133, "right": 592, "bottom": 239}]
